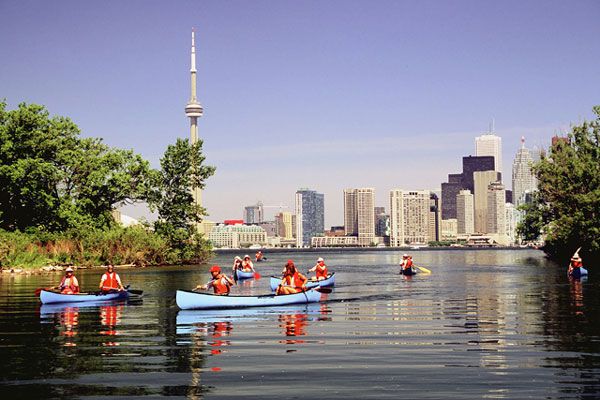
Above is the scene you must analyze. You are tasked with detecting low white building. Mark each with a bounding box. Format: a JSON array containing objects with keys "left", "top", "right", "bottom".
[{"left": 208, "top": 224, "right": 268, "bottom": 249}]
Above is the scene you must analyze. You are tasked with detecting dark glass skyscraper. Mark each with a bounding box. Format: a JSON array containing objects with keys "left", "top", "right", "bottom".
[{"left": 295, "top": 189, "right": 325, "bottom": 247}]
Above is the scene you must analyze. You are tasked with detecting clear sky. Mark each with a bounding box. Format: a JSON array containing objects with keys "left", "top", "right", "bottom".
[{"left": 1, "top": 0, "right": 599, "bottom": 227}]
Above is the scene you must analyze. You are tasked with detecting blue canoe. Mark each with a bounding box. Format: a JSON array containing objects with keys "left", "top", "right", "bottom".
[
  {"left": 568, "top": 267, "right": 588, "bottom": 278},
  {"left": 270, "top": 273, "right": 336, "bottom": 291},
  {"left": 176, "top": 288, "right": 322, "bottom": 310},
  {"left": 235, "top": 269, "right": 255, "bottom": 280},
  {"left": 39, "top": 289, "right": 130, "bottom": 304}
]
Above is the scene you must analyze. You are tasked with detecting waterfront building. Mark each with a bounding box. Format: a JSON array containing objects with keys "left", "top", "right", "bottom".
[
  {"left": 295, "top": 189, "right": 324, "bottom": 247},
  {"left": 462, "top": 155, "right": 497, "bottom": 193},
  {"left": 475, "top": 132, "right": 502, "bottom": 174},
  {"left": 441, "top": 219, "right": 458, "bottom": 241},
  {"left": 244, "top": 201, "right": 264, "bottom": 224},
  {"left": 375, "top": 208, "right": 390, "bottom": 237},
  {"left": 486, "top": 181, "right": 506, "bottom": 235},
  {"left": 512, "top": 137, "right": 538, "bottom": 207},
  {"left": 429, "top": 192, "right": 441, "bottom": 242},
  {"left": 343, "top": 189, "right": 358, "bottom": 235},
  {"left": 311, "top": 236, "right": 358, "bottom": 247},
  {"left": 473, "top": 171, "right": 501, "bottom": 233},
  {"left": 389, "top": 190, "right": 430, "bottom": 246},
  {"left": 325, "top": 226, "right": 346, "bottom": 237},
  {"left": 343, "top": 188, "right": 375, "bottom": 246},
  {"left": 208, "top": 224, "right": 267, "bottom": 248},
  {"left": 184, "top": 29, "right": 206, "bottom": 229},
  {"left": 441, "top": 173, "right": 463, "bottom": 220},
  {"left": 456, "top": 190, "right": 474, "bottom": 235},
  {"left": 505, "top": 202, "right": 519, "bottom": 245},
  {"left": 275, "top": 212, "right": 294, "bottom": 240},
  {"left": 257, "top": 221, "right": 277, "bottom": 237}
]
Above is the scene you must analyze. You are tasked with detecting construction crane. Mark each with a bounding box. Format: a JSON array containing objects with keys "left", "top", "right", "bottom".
[{"left": 262, "top": 204, "right": 289, "bottom": 213}]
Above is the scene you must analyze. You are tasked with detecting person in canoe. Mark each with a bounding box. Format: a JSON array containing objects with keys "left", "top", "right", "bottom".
[
  {"left": 99, "top": 264, "right": 125, "bottom": 293},
  {"left": 255, "top": 251, "right": 265, "bottom": 262},
  {"left": 241, "top": 255, "right": 255, "bottom": 272},
  {"left": 400, "top": 254, "right": 416, "bottom": 275},
  {"left": 276, "top": 260, "right": 308, "bottom": 295},
  {"left": 195, "top": 265, "right": 235, "bottom": 295},
  {"left": 232, "top": 256, "right": 243, "bottom": 274},
  {"left": 308, "top": 257, "right": 329, "bottom": 281},
  {"left": 568, "top": 253, "right": 585, "bottom": 278},
  {"left": 55, "top": 267, "right": 80, "bottom": 294}
]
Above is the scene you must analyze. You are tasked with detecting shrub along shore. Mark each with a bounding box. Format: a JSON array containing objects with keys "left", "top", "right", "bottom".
[{"left": 0, "top": 226, "right": 212, "bottom": 273}]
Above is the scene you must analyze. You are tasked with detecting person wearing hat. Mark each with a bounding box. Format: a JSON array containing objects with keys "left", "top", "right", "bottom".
[
  {"left": 196, "top": 265, "right": 234, "bottom": 295},
  {"left": 255, "top": 250, "right": 264, "bottom": 262},
  {"left": 241, "top": 255, "right": 255, "bottom": 272},
  {"left": 399, "top": 254, "right": 415, "bottom": 275},
  {"left": 308, "top": 257, "right": 329, "bottom": 281},
  {"left": 568, "top": 254, "right": 584, "bottom": 277},
  {"left": 276, "top": 260, "right": 307, "bottom": 295},
  {"left": 55, "top": 267, "right": 80, "bottom": 294},
  {"left": 99, "top": 264, "right": 125, "bottom": 293},
  {"left": 232, "top": 256, "right": 243, "bottom": 274}
]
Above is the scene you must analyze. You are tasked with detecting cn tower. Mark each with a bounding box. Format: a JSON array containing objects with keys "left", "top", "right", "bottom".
[{"left": 184, "top": 28, "right": 204, "bottom": 211}]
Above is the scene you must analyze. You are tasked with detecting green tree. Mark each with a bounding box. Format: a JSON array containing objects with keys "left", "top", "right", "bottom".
[
  {"left": 0, "top": 101, "right": 152, "bottom": 231},
  {"left": 148, "top": 138, "right": 215, "bottom": 261},
  {"left": 519, "top": 106, "right": 600, "bottom": 263}
]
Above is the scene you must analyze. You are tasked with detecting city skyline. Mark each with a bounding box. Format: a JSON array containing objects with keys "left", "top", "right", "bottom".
[{"left": 1, "top": 1, "right": 599, "bottom": 227}]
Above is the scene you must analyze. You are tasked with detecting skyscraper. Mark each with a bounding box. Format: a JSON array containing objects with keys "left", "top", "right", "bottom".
[
  {"left": 487, "top": 181, "right": 506, "bottom": 235},
  {"left": 244, "top": 201, "right": 263, "bottom": 224},
  {"left": 512, "top": 137, "right": 537, "bottom": 206},
  {"left": 184, "top": 29, "right": 204, "bottom": 214},
  {"left": 475, "top": 132, "right": 502, "bottom": 174},
  {"left": 473, "top": 171, "right": 501, "bottom": 233},
  {"left": 295, "top": 189, "right": 324, "bottom": 247},
  {"left": 389, "top": 190, "right": 430, "bottom": 246},
  {"left": 275, "top": 211, "right": 294, "bottom": 240},
  {"left": 456, "top": 189, "right": 474, "bottom": 235},
  {"left": 344, "top": 188, "right": 375, "bottom": 246}
]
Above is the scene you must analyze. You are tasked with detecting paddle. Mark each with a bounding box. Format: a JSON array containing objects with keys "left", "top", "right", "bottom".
[
  {"left": 34, "top": 287, "right": 55, "bottom": 296},
  {"left": 414, "top": 265, "right": 431, "bottom": 274},
  {"left": 314, "top": 287, "right": 332, "bottom": 294},
  {"left": 254, "top": 271, "right": 262, "bottom": 279}
]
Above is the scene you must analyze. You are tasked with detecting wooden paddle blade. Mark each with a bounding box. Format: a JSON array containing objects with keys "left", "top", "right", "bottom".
[{"left": 315, "top": 287, "right": 332, "bottom": 293}]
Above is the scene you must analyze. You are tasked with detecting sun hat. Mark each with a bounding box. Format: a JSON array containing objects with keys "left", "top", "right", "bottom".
[
  {"left": 402, "top": 254, "right": 408, "bottom": 257},
  {"left": 317, "top": 257, "right": 324, "bottom": 262},
  {"left": 65, "top": 267, "right": 74, "bottom": 272}
]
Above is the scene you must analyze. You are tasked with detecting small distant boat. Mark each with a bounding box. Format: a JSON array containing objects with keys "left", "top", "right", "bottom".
[
  {"left": 235, "top": 269, "right": 255, "bottom": 280},
  {"left": 270, "top": 273, "right": 336, "bottom": 291},
  {"left": 176, "top": 288, "right": 322, "bottom": 310},
  {"left": 39, "top": 289, "right": 131, "bottom": 304}
]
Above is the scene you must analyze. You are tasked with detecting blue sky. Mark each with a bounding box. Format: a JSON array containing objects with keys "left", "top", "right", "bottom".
[{"left": 1, "top": 0, "right": 599, "bottom": 226}]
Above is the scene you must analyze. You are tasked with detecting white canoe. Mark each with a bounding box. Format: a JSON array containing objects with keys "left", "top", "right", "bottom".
[
  {"left": 39, "top": 289, "right": 129, "bottom": 304},
  {"left": 270, "top": 273, "right": 335, "bottom": 291},
  {"left": 176, "top": 288, "right": 322, "bottom": 310}
]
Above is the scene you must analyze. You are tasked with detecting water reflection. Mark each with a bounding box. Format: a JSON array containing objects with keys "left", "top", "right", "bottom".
[{"left": 99, "top": 304, "right": 123, "bottom": 346}]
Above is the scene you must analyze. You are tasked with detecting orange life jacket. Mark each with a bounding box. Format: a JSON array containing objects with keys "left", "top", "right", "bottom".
[
  {"left": 101, "top": 272, "right": 120, "bottom": 291},
  {"left": 402, "top": 259, "right": 413, "bottom": 270},
  {"left": 283, "top": 272, "right": 307, "bottom": 289},
  {"left": 212, "top": 275, "right": 232, "bottom": 295},
  {"left": 60, "top": 276, "right": 79, "bottom": 294},
  {"left": 316, "top": 263, "right": 328, "bottom": 279}
]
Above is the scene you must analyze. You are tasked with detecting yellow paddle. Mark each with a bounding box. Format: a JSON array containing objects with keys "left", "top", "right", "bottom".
[{"left": 414, "top": 265, "right": 431, "bottom": 274}]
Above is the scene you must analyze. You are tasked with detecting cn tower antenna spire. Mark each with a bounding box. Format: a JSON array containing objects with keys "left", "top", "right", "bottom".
[{"left": 185, "top": 28, "right": 204, "bottom": 212}]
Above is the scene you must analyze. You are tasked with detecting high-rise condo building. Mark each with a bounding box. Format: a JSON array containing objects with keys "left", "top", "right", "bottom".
[
  {"left": 486, "top": 181, "right": 506, "bottom": 235},
  {"left": 275, "top": 211, "right": 294, "bottom": 240},
  {"left": 512, "top": 137, "right": 538, "bottom": 207},
  {"left": 244, "top": 202, "right": 263, "bottom": 224},
  {"left": 344, "top": 188, "right": 375, "bottom": 246},
  {"left": 473, "top": 171, "right": 501, "bottom": 233},
  {"left": 295, "top": 189, "right": 324, "bottom": 247},
  {"left": 441, "top": 174, "right": 463, "bottom": 220},
  {"left": 456, "top": 189, "right": 474, "bottom": 235},
  {"left": 505, "top": 202, "right": 518, "bottom": 245},
  {"left": 374, "top": 207, "right": 389, "bottom": 237},
  {"left": 476, "top": 132, "right": 502, "bottom": 174},
  {"left": 389, "top": 190, "right": 430, "bottom": 246}
]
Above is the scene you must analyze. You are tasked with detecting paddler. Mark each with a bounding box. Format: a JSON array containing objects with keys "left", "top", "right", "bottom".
[
  {"left": 568, "top": 254, "right": 584, "bottom": 277},
  {"left": 99, "top": 264, "right": 125, "bottom": 293},
  {"left": 400, "top": 254, "right": 415, "bottom": 275},
  {"left": 255, "top": 250, "right": 264, "bottom": 262},
  {"left": 232, "top": 256, "right": 243, "bottom": 273},
  {"left": 195, "top": 265, "right": 234, "bottom": 295},
  {"left": 308, "top": 257, "right": 329, "bottom": 281},
  {"left": 276, "top": 260, "right": 308, "bottom": 295},
  {"left": 241, "top": 255, "right": 255, "bottom": 272},
  {"left": 55, "top": 267, "right": 80, "bottom": 294}
]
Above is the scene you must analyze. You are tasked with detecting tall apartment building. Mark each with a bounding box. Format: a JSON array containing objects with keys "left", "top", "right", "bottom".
[
  {"left": 275, "top": 211, "right": 294, "bottom": 240},
  {"left": 505, "top": 202, "right": 518, "bottom": 245},
  {"left": 456, "top": 189, "right": 474, "bottom": 235},
  {"left": 475, "top": 132, "right": 502, "bottom": 174},
  {"left": 487, "top": 181, "right": 506, "bottom": 235},
  {"left": 512, "top": 137, "right": 537, "bottom": 207},
  {"left": 429, "top": 192, "right": 441, "bottom": 242},
  {"left": 389, "top": 190, "right": 430, "bottom": 246},
  {"left": 244, "top": 201, "right": 263, "bottom": 224},
  {"left": 474, "top": 171, "right": 501, "bottom": 233},
  {"left": 295, "top": 189, "right": 324, "bottom": 247},
  {"left": 375, "top": 207, "right": 389, "bottom": 237},
  {"left": 344, "top": 188, "right": 375, "bottom": 246}
]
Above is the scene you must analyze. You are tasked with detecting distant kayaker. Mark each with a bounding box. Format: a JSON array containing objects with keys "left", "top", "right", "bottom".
[
  {"left": 255, "top": 251, "right": 264, "bottom": 262},
  {"left": 55, "top": 267, "right": 80, "bottom": 294},
  {"left": 196, "top": 265, "right": 234, "bottom": 295},
  {"left": 241, "top": 255, "right": 255, "bottom": 272},
  {"left": 308, "top": 257, "right": 329, "bottom": 281},
  {"left": 99, "top": 264, "right": 125, "bottom": 293},
  {"left": 400, "top": 254, "right": 415, "bottom": 275},
  {"left": 568, "top": 254, "right": 584, "bottom": 277},
  {"left": 276, "top": 260, "right": 308, "bottom": 295}
]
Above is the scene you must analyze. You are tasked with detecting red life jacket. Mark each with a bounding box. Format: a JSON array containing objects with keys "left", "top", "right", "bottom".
[
  {"left": 283, "top": 272, "right": 307, "bottom": 289},
  {"left": 60, "top": 276, "right": 79, "bottom": 294},
  {"left": 101, "top": 272, "right": 120, "bottom": 291},
  {"left": 316, "top": 263, "right": 328, "bottom": 279},
  {"left": 212, "top": 275, "right": 231, "bottom": 295}
]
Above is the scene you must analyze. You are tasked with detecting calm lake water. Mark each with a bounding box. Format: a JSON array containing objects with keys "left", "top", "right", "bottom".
[{"left": 1, "top": 249, "right": 599, "bottom": 399}]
